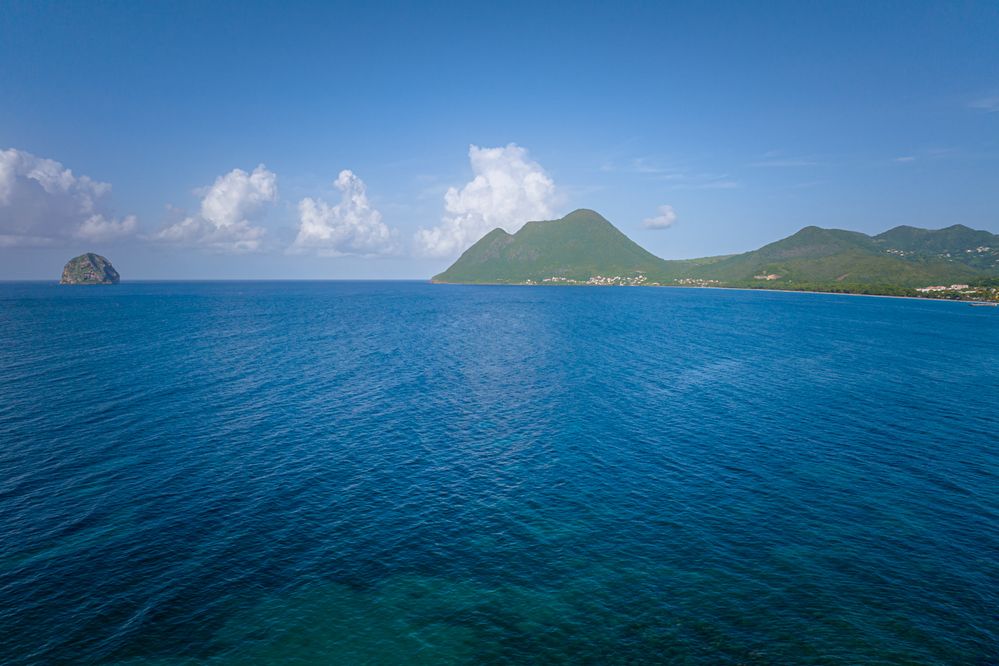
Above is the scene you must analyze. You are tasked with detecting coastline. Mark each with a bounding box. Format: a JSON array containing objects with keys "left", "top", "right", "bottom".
[
  {"left": 430, "top": 280, "right": 992, "bottom": 304},
  {"left": 691, "top": 285, "right": 967, "bottom": 303}
]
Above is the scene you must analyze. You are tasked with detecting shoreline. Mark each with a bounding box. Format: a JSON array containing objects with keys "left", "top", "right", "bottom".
[
  {"left": 4, "top": 279, "right": 993, "bottom": 305},
  {"left": 694, "top": 285, "right": 961, "bottom": 303},
  {"left": 430, "top": 280, "right": 992, "bottom": 304}
]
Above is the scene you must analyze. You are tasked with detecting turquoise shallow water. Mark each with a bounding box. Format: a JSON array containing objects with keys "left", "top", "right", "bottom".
[{"left": 0, "top": 281, "right": 996, "bottom": 664}]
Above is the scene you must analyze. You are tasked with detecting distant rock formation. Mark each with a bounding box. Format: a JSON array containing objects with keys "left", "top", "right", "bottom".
[{"left": 60, "top": 253, "right": 120, "bottom": 285}]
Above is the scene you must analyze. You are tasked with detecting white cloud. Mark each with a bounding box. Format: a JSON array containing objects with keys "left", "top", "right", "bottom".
[
  {"left": 154, "top": 165, "right": 276, "bottom": 252},
  {"left": 199, "top": 165, "right": 277, "bottom": 228},
  {"left": 77, "top": 214, "right": 138, "bottom": 241},
  {"left": 0, "top": 148, "right": 137, "bottom": 245},
  {"left": 643, "top": 205, "right": 678, "bottom": 230},
  {"left": 291, "top": 170, "right": 397, "bottom": 256},
  {"left": 415, "top": 143, "right": 556, "bottom": 257}
]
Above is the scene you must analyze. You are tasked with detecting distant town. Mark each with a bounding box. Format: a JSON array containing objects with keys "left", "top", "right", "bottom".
[{"left": 514, "top": 273, "right": 999, "bottom": 302}]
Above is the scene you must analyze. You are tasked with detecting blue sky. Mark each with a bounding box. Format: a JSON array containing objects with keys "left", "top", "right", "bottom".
[{"left": 1, "top": 0, "right": 997, "bottom": 279}]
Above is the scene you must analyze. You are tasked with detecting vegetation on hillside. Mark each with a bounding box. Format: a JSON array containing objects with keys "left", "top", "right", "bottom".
[
  {"left": 432, "top": 210, "right": 999, "bottom": 300},
  {"left": 433, "top": 209, "right": 673, "bottom": 283},
  {"left": 60, "top": 253, "right": 120, "bottom": 285}
]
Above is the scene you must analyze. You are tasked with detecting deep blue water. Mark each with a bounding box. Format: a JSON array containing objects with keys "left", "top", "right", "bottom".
[{"left": 1, "top": 281, "right": 996, "bottom": 664}]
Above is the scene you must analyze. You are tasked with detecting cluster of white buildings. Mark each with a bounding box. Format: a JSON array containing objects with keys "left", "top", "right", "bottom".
[
  {"left": 916, "top": 284, "right": 971, "bottom": 293},
  {"left": 586, "top": 274, "right": 648, "bottom": 286},
  {"left": 674, "top": 278, "right": 721, "bottom": 287},
  {"left": 534, "top": 274, "right": 652, "bottom": 286}
]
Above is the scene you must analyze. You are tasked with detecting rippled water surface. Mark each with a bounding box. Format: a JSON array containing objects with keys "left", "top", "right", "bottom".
[{"left": 1, "top": 281, "right": 996, "bottom": 664}]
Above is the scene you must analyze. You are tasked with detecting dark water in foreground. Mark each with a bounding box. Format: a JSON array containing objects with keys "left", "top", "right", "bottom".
[{"left": 1, "top": 281, "right": 996, "bottom": 664}]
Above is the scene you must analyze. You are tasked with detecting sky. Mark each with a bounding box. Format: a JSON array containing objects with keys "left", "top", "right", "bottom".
[{"left": 1, "top": 0, "right": 997, "bottom": 279}]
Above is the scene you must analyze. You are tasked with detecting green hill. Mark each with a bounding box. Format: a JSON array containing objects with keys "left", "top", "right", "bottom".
[
  {"left": 874, "top": 224, "right": 999, "bottom": 271},
  {"left": 432, "top": 210, "right": 999, "bottom": 296},
  {"left": 875, "top": 223, "right": 997, "bottom": 253},
  {"left": 432, "top": 209, "right": 683, "bottom": 284},
  {"left": 686, "top": 225, "right": 984, "bottom": 286}
]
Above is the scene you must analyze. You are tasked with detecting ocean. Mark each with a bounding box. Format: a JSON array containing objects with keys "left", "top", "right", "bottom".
[{"left": 1, "top": 281, "right": 996, "bottom": 664}]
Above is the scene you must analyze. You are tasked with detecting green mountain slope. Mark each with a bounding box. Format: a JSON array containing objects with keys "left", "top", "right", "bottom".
[
  {"left": 874, "top": 224, "right": 999, "bottom": 271},
  {"left": 432, "top": 209, "right": 679, "bottom": 283},
  {"left": 687, "top": 226, "right": 877, "bottom": 281},
  {"left": 875, "top": 223, "right": 997, "bottom": 253},
  {"left": 432, "top": 210, "right": 999, "bottom": 293},
  {"left": 687, "top": 225, "right": 982, "bottom": 286}
]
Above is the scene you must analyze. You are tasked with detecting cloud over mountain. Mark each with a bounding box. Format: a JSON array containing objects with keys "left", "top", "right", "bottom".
[
  {"left": 643, "top": 205, "right": 677, "bottom": 229},
  {"left": 415, "top": 143, "right": 556, "bottom": 258},
  {"left": 0, "top": 148, "right": 137, "bottom": 246},
  {"left": 154, "top": 165, "right": 276, "bottom": 252},
  {"left": 291, "top": 170, "right": 397, "bottom": 256}
]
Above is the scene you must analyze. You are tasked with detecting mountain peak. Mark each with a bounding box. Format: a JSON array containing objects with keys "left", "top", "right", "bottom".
[
  {"left": 433, "top": 210, "right": 665, "bottom": 283},
  {"left": 562, "top": 208, "right": 608, "bottom": 222},
  {"left": 521, "top": 209, "right": 614, "bottom": 231}
]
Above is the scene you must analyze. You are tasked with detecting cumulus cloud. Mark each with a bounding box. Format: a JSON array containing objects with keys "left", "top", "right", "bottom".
[
  {"left": 415, "top": 143, "right": 556, "bottom": 257},
  {"left": 643, "top": 205, "right": 677, "bottom": 229},
  {"left": 291, "top": 170, "right": 397, "bottom": 256},
  {"left": 154, "top": 165, "right": 276, "bottom": 252},
  {"left": 0, "top": 148, "right": 138, "bottom": 246},
  {"left": 77, "top": 214, "right": 138, "bottom": 241}
]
